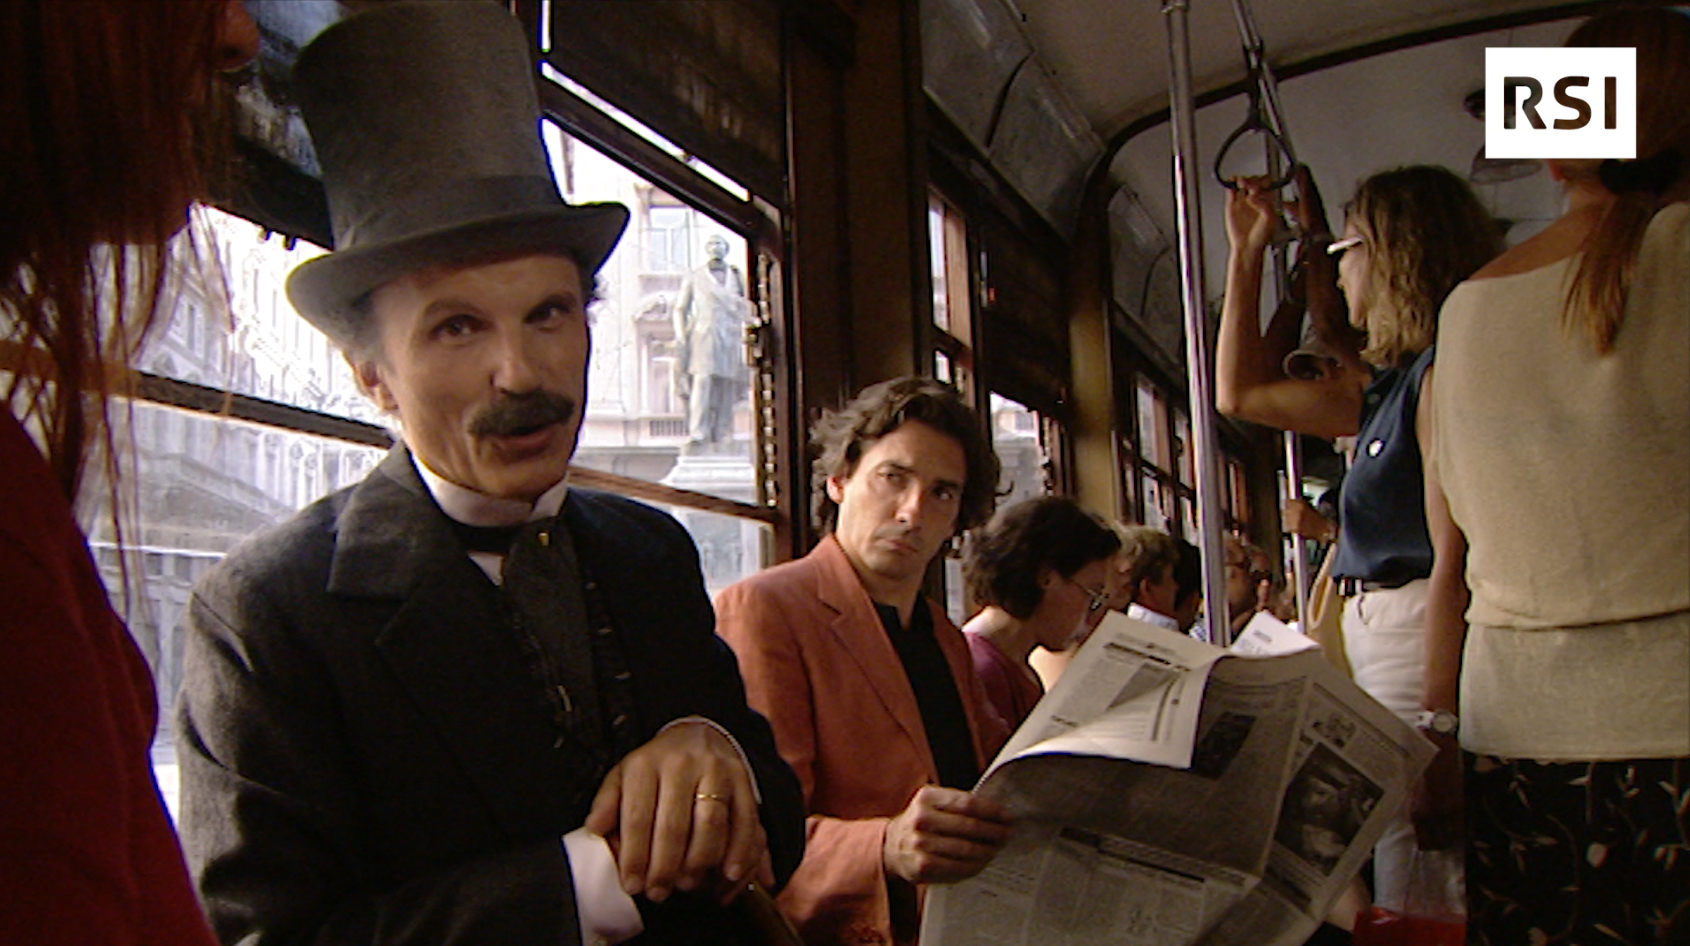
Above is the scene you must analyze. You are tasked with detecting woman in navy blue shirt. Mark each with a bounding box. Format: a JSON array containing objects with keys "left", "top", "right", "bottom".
[{"left": 1216, "top": 165, "right": 1500, "bottom": 913}]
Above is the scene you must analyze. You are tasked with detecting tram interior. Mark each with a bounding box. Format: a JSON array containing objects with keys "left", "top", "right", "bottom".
[
  {"left": 12, "top": 0, "right": 1684, "bottom": 942},
  {"left": 81, "top": 0, "right": 1658, "bottom": 814}
]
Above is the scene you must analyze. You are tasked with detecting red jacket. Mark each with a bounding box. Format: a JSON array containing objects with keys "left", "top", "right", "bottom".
[
  {"left": 0, "top": 412, "right": 217, "bottom": 946},
  {"left": 716, "top": 536, "right": 1009, "bottom": 946}
]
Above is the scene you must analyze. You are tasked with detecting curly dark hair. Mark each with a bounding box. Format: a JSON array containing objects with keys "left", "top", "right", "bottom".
[
  {"left": 964, "top": 497, "right": 1120, "bottom": 620},
  {"left": 810, "top": 376, "right": 1000, "bottom": 534}
]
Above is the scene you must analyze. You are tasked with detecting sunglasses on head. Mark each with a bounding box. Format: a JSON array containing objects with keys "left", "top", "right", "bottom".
[{"left": 1326, "top": 235, "right": 1364, "bottom": 261}]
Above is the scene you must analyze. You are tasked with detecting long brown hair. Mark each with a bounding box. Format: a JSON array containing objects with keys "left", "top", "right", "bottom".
[
  {"left": 1345, "top": 166, "right": 1503, "bottom": 367},
  {"left": 1, "top": 0, "right": 233, "bottom": 503},
  {"left": 1562, "top": 7, "right": 1690, "bottom": 353}
]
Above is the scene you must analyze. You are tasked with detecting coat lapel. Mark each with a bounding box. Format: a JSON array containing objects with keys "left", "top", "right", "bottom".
[
  {"left": 808, "top": 537, "right": 937, "bottom": 777},
  {"left": 331, "top": 448, "right": 569, "bottom": 835}
]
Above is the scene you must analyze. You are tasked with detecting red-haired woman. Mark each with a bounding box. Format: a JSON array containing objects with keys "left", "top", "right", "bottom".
[{"left": 1, "top": 2, "right": 256, "bottom": 942}]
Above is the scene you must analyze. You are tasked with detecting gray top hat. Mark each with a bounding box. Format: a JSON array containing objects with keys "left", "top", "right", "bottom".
[{"left": 284, "top": 0, "right": 628, "bottom": 345}]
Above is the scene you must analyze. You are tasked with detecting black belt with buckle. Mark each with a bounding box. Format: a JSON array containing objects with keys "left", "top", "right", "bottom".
[{"left": 1335, "top": 576, "right": 1412, "bottom": 596}]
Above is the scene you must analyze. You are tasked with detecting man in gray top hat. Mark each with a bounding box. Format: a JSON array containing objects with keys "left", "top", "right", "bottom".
[{"left": 174, "top": 4, "right": 803, "bottom": 945}]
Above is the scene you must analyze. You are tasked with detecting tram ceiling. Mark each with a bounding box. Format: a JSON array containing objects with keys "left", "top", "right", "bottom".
[
  {"left": 1004, "top": 0, "right": 1592, "bottom": 139},
  {"left": 926, "top": 0, "right": 1644, "bottom": 228},
  {"left": 923, "top": 0, "right": 1647, "bottom": 366}
]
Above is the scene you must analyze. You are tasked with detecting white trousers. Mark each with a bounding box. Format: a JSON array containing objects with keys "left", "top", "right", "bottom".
[{"left": 1341, "top": 579, "right": 1463, "bottom": 910}]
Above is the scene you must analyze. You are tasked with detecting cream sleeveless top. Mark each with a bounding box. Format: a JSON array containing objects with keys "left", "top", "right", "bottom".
[{"left": 1433, "top": 202, "right": 1688, "bottom": 759}]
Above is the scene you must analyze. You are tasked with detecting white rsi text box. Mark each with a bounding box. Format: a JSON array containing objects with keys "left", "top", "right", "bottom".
[{"left": 1486, "top": 47, "right": 1636, "bottom": 159}]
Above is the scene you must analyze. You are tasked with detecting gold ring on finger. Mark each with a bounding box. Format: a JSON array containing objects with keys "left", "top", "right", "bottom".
[{"left": 694, "top": 792, "right": 730, "bottom": 803}]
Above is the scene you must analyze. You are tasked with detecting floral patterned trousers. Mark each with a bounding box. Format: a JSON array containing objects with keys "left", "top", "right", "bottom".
[{"left": 1466, "top": 755, "right": 1689, "bottom": 945}]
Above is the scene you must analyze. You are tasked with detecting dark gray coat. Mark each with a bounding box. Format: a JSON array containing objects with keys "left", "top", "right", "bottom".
[{"left": 176, "top": 447, "right": 803, "bottom": 945}]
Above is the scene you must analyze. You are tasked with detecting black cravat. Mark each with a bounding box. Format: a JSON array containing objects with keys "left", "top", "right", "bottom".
[
  {"left": 450, "top": 520, "right": 523, "bottom": 554},
  {"left": 499, "top": 519, "right": 643, "bottom": 819}
]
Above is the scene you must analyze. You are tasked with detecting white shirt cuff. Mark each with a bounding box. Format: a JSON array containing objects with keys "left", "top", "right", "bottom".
[
  {"left": 658, "top": 715, "right": 763, "bottom": 803},
  {"left": 562, "top": 829, "right": 643, "bottom": 946}
]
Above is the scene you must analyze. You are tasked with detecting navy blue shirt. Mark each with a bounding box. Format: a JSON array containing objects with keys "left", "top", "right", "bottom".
[{"left": 1330, "top": 346, "right": 1435, "bottom": 585}]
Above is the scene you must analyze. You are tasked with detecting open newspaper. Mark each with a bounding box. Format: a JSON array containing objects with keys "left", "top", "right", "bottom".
[{"left": 921, "top": 612, "right": 1434, "bottom": 946}]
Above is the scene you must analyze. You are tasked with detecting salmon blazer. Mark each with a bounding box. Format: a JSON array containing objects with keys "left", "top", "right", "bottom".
[{"left": 715, "top": 535, "right": 1010, "bottom": 946}]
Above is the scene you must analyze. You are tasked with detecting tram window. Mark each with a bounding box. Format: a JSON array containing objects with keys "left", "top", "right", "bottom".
[
  {"left": 1135, "top": 380, "right": 1170, "bottom": 471},
  {"left": 943, "top": 393, "right": 1051, "bottom": 622},
  {"left": 76, "top": 405, "right": 386, "bottom": 819},
  {"left": 538, "top": 65, "right": 751, "bottom": 203},
  {"left": 539, "top": 120, "right": 756, "bottom": 485},
  {"left": 536, "top": 120, "right": 769, "bottom": 592},
  {"left": 990, "top": 392, "right": 1050, "bottom": 504},
  {"left": 663, "top": 508, "right": 773, "bottom": 603},
  {"left": 928, "top": 191, "right": 979, "bottom": 403},
  {"left": 132, "top": 209, "right": 377, "bottom": 427},
  {"left": 1142, "top": 471, "right": 1170, "bottom": 533},
  {"left": 928, "top": 192, "right": 972, "bottom": 341},
  {"left": 1131, "top": 377, "right": 1195, "bottom": 535}
]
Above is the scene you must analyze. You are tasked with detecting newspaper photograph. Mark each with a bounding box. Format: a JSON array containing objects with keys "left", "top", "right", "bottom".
[{"left": 921, "top": 613, "right": 1434, "bottom": 946}]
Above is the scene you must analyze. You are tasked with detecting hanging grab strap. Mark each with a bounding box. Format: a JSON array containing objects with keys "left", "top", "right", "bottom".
[{"left": 1213, "top": 33, "right": 1297, "bottom": 191}]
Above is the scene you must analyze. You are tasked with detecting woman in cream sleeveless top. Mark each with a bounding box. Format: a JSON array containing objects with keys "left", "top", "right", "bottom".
[{"left": 1420, "top": 9, "right": 1689, "bottom": 943}]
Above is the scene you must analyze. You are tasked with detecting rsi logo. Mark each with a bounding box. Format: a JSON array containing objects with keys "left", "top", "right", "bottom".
[
  {"left": 1503, "top": 76, "right": 1617, "bottom": 129},
  {"left": 1486, "top": 48, "right": 1636, "bottom": 159}
]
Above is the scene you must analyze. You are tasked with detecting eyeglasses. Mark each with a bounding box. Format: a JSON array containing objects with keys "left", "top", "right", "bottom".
[
  {"left": 1069, "top": 578, "right": 1111, "bottom": 613},
  {"left": 1325, "top": 234, "right": 1365, "bottom": 261}
]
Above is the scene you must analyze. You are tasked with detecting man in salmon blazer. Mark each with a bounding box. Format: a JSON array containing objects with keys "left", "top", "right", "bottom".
[{"left": 716, "top": 377, "right": 1015, "bottom": 946}]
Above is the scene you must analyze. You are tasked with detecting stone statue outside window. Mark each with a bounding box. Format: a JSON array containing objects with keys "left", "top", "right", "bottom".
[{"left": 670, "top": 234, "right": 749, "bottom": 453}]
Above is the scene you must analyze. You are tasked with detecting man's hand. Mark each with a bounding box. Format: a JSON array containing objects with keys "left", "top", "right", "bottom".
[
  {"left": 1282, "top": 498, "right": 1335, "bottom": 543},
  {"left": 882, "top": 786, "right": 1013, "bottom": 886},
  {"left": 586, "top": 720, "right": 769, "bottom": 904}
]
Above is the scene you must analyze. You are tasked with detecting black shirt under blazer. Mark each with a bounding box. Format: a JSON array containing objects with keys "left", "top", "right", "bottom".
[{"left": 176, "top": 446, "right": 804, "bottom": 945}]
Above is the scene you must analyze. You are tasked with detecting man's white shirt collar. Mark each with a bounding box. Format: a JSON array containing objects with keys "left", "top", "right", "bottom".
[
  {"left": 412, "top": 453, "right": 569, "bottom": 527},
  {"left": 1126, "top": 602, "right": 1180, "bottom": 632},
  {"left": 411, "top": 454, "right": 568, "bottom": 583}
]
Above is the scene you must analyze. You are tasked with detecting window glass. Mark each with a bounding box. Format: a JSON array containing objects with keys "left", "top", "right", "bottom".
[
  {"left": 1142, "top": 471, "right": 1168, "bottom": 532},
  {"left": 928, "top": 196, "right": 951, "bottom": 333},
  {"left": 79, "top": 407, "right": 386, "bottom": 818},
  {"left": 1135, "top": 380, "right": 1163, "bottom": 469},
  {"left": 134, "top": 209, "right": 380, "bottom": 426},
  {"left": 657, "top": 507, "right": 771, "bottom": 602},
  {"left": 989, "top": 392, "right": 1048, "bottom": 505},
  {"left": 539, "top": 121, "right": 760, "bottom": 509}
]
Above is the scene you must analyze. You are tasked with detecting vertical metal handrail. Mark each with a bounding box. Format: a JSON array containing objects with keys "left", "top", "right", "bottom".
[
  {"left": 1230, "top": 0, "right": 1312, "bottom": 623},
  {"left": 1161, "top": 0, "right": 1231, "bottom": 646}
]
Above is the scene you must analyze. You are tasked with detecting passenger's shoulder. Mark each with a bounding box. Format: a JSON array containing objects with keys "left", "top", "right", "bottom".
[
  {"left": 1643, "top": 201, "right": 1688, "bottom": 253},
  {"left": 566, "top": 487, "right": 694, "bottom": 560}
]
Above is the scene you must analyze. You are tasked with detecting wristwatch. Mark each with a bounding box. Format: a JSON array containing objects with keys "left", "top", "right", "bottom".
[{"left": 1414, "top": 709, "right": 1459, "bottom": 737}]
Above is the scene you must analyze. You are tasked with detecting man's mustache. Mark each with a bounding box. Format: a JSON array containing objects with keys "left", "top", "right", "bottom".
[{"left": 467, "top": 390, "right": 577, "bottom": 438}]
